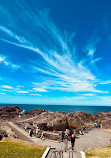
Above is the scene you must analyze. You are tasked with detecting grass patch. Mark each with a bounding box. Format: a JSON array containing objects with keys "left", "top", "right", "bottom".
[
  {"left": 0, "top": 141, "right": 45, "bottom": 158},
  {"left": 86, "top": 146, "right": 111, "bottom": 158}
]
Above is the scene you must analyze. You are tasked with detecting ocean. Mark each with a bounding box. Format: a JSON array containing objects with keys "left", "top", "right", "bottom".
[{"left": 0, "top": 104, "right": 111, "bottom": 114}]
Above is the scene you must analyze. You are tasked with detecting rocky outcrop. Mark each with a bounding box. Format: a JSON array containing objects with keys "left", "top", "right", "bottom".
[
  {"left": 0, "top": 106, "right": 22, "bottom": 120},
  {"left": 24, "top": 108, "right": 46, "bottom": 117},
  {"left": 66, "top": 111, "right": 98, "bottom": 130},
  {"left": 0, "top": 106, "right": 111, "bottom": 131},
  {"left": 31, "top": 111, "right": 69, "bottom": 131}
]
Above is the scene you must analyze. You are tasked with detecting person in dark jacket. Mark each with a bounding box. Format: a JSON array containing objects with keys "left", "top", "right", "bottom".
[
  {"left": 71, "top": 134, "right": 76, "bottom": 151},
  {"left": 62, "top": 131, "right": 65, "bottom": 142},
  {"left": 29, "top": 129, "right": 33, "bottom": 140}
]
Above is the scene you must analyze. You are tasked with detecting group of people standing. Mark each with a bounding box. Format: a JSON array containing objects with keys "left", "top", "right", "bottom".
[
  {"left": 94, "top": 122, "right": 101, "bottom": 128},
  {"left": 29, "top": 126, "right": 44, "bottom": 140},
  {"left": 61, "top": 129, "right": 78, "bottom": 151},
  {"left": 29, "top": 127, "right": 77, "bottom": 151}
]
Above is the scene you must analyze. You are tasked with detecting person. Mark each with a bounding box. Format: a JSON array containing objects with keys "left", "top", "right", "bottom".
[
  {"left": 64, "top": 135, "right": 68, "bottom": 152},
  {"left": 36, "top": 127, "right": 40, "bottom": 138},
  {"left": 61, "top": 131, "right": 65, "bottom": 142},
  {"left": 82, "top": 126, "right": 86, "bottom": 132},
  {"left": 94, "top": 122, "right": 96, "bottom": 128},
  {"left": 98, "top": 122, "right": 101, "bottom": 128},
  {"left": 96, "top": 123, "right": 98, "bottom": 128},
  {"left": 65, "top": 129, "right": 69, "bottom": 141},
  {"left": 71, "top": 134, "right": 76, "bottom": 151},
  {"left": 24, "top": 126, "right": 27, "bottom": 131},
  {"left": 40, "top": 131, "right": 45, "bottom": 141},
  {"left": 68, "top": 130, "right": 73, "bottom": 140},
  {"left": 29, "top": 129, "right": 33, "bottom": 140},
  {"left": 79, "top": 129, "right": 84, "bottom": 135}
]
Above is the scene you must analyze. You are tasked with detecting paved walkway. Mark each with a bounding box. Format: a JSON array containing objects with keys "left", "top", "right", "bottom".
[
  {"left": 6, "top": 123, "right": 33, "bottom": 143},
  {"left": 7, "top": 122, "right": 111, "bottom": 158}
]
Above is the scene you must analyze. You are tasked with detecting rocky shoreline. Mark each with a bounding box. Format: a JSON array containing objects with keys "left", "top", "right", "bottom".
[{"left": 0, "top": 106, "right": 111, "bottom": 133}]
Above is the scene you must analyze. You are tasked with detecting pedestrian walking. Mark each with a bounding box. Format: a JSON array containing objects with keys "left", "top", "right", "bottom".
[
  {"left": 29, "top": 129, "right": 33, "bottom": 140},
  {"left": 61, "top": 131, "right": 65, "bottom": 142},
  {"left": 36, "top": 127, "right": 40, "bottom": 138},
  {"left": 71, "top": 134, "right": 77, "bottom": 151},
  {"left": 64, "top": 137, "right": 68, "bottom": 152},
  {"left": 98, "top": 122, "right": 101, "bottom": 128}
]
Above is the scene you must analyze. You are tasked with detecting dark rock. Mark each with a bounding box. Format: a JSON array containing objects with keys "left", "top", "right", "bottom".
[
  {"left": 24, "top": 108, "right": 45, "bottom": 117},
  {"left": 0, "top": 106, "right": 22, "bottom": 120},
  {"left": 37, "top": 123, "right": 48, "bottom": 131},
  {"left": 66, "top": 111, "right": 99, "bottom": 132}
]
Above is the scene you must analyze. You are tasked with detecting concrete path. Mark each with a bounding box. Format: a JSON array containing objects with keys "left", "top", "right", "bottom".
[
  {"left": 74, "top": 129, "right": 111, "bottom": 151},
  {"left": 7, "top": 122, "right": 111, "bottom": 158},
  {"left": 7, "top": 122, "right": 62, "bottom": 148},
  {"left": 6, "top": 122, "right": 33, "bottom": 143}
]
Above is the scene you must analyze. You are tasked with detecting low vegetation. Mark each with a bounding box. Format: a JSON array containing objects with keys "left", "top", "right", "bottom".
[
  {"left": 0, "top": 141, "right": 45, "bottom": 158},
  {"left": 0, "top": 128, "right": 8, "bottom": 140},
  {"left": 86, "top": 146, "right": 111, "bottom": 158}
]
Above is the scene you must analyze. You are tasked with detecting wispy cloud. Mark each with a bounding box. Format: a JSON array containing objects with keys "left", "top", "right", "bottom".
[
  {"left": 86, "top": 33, "right": 102, "bottom": 67},
  {"left": 80, "top": 93, "right": 95, "bottom": 96},
  {"left": 91, "top": 57, "right": 103, "bottom": 63},
  {"left": 99, "top": 80, "right": 111, "bottom": 84},
  {"left": 33, "top": 88, "right": 48, "bottom": 92},
  {"left": 0, "top": 55, "right": 20, "bottom": 69},
  {"left": 16, "top": 91, "right": 29, "bottom": 94},
  {"left": 0, "top": 56, "right": 5, "bottom": 62},
  {"left": 1, "top": 85, "right": 13, "bottom": 89},
  {"left": 0, "top": 92, "right": 6, "bottom": 95},
  {"left": 88, "top": 49, "right": 95, "bottom": 56},
  {"left": 30, "top": 94, "right": 42, "bottom": 96},
  {"left": 0, "top": 1, "right": 107, "bottom": 94}
]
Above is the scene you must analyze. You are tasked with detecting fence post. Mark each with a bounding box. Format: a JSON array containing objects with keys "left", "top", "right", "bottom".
[
  {"left": 72, "top": 151, "right": 73, "bottom": 158},
  {"left": 61, "top": 151, "right": 63, "bottom": 158},
  {"left": 52, "top": 152, "right": 56, "bottom": 158}
]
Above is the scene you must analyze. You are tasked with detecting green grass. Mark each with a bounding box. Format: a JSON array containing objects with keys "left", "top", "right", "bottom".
[
  {"left": 86, "top": 146, "right": 111, "bottom": 158},
  {"left": 0, "top": 142, "right": 45, "bottom": 158}
]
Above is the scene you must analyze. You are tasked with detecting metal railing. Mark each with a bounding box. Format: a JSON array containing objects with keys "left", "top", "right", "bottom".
[{"left": 49, "top": 150, "right": 63, "bottom": 158}]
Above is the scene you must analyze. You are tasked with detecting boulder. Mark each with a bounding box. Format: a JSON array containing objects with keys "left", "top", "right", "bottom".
[
  {"left": 32, "top": 111, "right": 69, "bottom": 131},
  {"left": 24, "top": 108, "right": 45, "bottom": 117},
  {"left": 66, "top": 111, "right": 99, "bottom": 131},
  {"left": 0, "top": 106, "right": 22, "bottom": 120}
]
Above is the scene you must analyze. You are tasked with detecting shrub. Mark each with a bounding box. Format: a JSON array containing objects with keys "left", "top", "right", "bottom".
[{"left": 0, "top": 129, "right": 8, "bottom": 140}]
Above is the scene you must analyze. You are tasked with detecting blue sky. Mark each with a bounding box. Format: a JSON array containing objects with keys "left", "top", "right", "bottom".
[{"left": 0, "top": 0, "right": 111, "bottom": 105}]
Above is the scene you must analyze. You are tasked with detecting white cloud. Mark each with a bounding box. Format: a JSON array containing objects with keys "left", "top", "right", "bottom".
[
  {"left": 4, "top": 61, "right": 9, "bottom": 65},
  {"left": 1, "top": 85, "right": 13, "bottom": 89},
  {"left": 99, "top": 80, "right": 111, "bottom": 85},
  {"left": 17, "top": 91, "right": 29, "bottom": 93},
  {"left": 11, "top": 64, "right": 20, "bottom": 69},
  {"left": 0, "top": 55, "right": 20, "bottom": 69},
  {"left": 0, "top": 92, "right": 6, "bottom": 95},
  {"left": 80, "top": 93, "right": 95, "bottom": 96},
  {"left": 30, "top": 94, "right": 42, "bottom": 96},
  {"left": 0, "top": 5, "right": 106, "bottom": 94},
  {"left": 0, "top": 25, "right": 14, "bottom": 37},
  {"left": 33, "top": 88, "right": 48, "bottom": 92},
  {"left": 91, "top": 57, "right": 102, "bottom": 63},
  {"left": 88, "top": 49, "right": 95, "bottom": 56},
  {"left": 0, "top": 56, "right": 5, "bottom": 62}
]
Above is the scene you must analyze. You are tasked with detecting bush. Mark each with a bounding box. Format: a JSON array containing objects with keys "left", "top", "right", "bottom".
[{"left": 0, "top": 129, "right": 8, "bottom": 140}]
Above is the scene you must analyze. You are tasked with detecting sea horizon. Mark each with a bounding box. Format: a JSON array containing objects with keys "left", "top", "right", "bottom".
[{"left": 0, "top": 103, "right": 111, "bottom": 114}]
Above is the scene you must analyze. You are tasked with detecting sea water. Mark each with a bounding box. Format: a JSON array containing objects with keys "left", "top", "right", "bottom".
[{"left": 0, "top": 104, "right": 111, "bottom": 114}]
